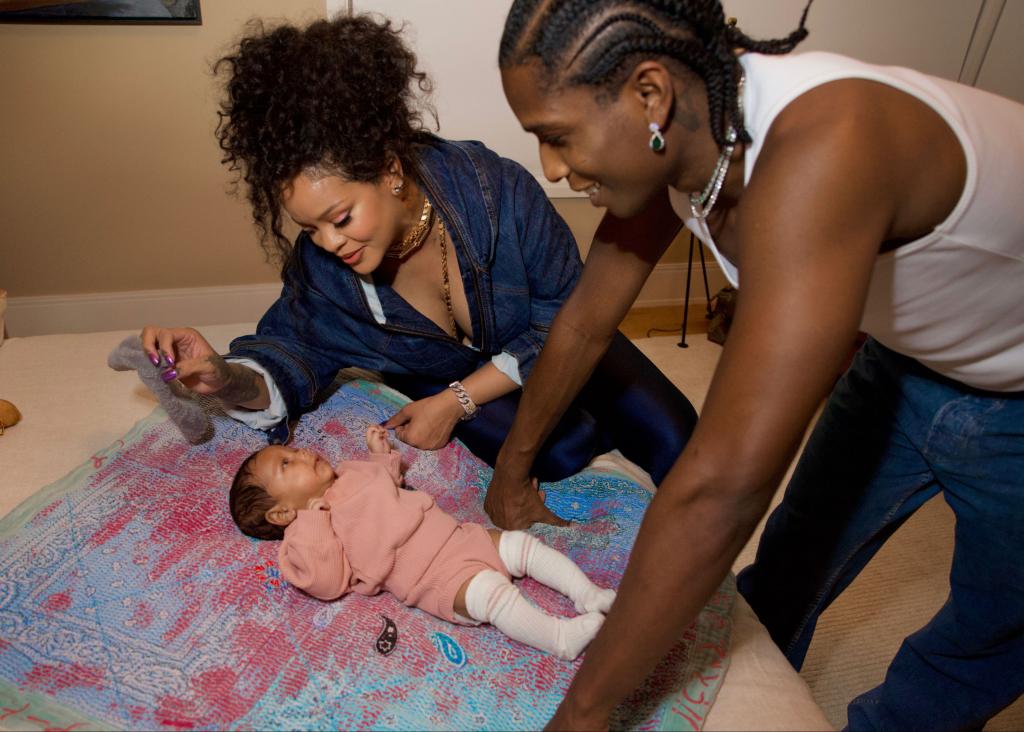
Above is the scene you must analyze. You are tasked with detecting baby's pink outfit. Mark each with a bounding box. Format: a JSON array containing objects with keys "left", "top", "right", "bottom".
[{"left": 278, "top": 452, "right": 508, "bottom": 622}]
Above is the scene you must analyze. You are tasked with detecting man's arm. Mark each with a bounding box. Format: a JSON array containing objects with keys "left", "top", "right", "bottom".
[
  {"left": 485, "top": 191, "right": 682, "bottom": 529},
  {"left": 546, "top": 83, "right": 907, "bottom": 729}
]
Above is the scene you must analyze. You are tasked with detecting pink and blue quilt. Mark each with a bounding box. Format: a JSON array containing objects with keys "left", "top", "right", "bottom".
[{"left": 0, "top": 380, "right": 733, "bottom": 731}]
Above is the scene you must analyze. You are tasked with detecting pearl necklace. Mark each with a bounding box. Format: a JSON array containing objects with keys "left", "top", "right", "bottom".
[{"left": 689, "top": 73, "right": 745, "bottom": 220}]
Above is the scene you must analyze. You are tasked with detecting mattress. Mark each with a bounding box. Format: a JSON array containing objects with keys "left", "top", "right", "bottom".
[{"left": 0, "top": 324, "right": 831, "bottom": 731}]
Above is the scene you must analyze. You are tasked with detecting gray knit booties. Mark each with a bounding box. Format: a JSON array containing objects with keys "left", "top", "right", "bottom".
[{"left": 107, "top": 335, "right": 213, "bottom": 444}]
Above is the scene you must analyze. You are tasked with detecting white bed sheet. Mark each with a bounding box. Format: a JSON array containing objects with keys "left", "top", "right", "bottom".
[{"left": 0, "top": 324, "right": 831, "bottom": 731}]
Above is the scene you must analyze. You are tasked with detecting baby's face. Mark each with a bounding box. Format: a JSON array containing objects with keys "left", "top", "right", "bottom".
[{"left": 251, "top": 445, "right": 337, "bottom": 512}]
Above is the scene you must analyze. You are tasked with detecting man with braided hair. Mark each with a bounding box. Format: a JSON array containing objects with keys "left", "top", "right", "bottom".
[{"left": 494, "top": 0, "right": 1024, "bottom": 728}]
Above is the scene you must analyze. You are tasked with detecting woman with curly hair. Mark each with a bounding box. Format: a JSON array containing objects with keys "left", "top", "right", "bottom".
[
  {"left": 140, "top": 13, "right": 697, "bottom": 494},
  {"left": 491, "top": 0, "right": 1024, "bottom": 728}
]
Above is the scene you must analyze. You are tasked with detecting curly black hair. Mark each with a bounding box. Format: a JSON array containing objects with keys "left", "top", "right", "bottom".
[
  {"left": 499, "top": 0, "right": 811, "bottom": 149},
  {"left": 215, "top": 14, "right": 436, "bottom": 269}
]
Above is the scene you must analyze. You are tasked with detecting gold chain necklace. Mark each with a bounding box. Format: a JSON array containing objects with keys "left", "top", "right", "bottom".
[
  {"left": 386, "top": 194, "right": 434, "bottom": 259},
  {"left": 438, "top": 220, "right": 458, "bottom": 338}
]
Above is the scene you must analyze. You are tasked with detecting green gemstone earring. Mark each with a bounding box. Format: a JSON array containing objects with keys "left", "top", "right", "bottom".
[{"left": 648, "top": 122, "right": 666, "bottom": 152}]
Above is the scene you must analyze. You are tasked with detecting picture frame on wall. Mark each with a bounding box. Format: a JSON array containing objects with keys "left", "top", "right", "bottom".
[{"left": 0, "top": 1, "right": 201, "bottom": 24}]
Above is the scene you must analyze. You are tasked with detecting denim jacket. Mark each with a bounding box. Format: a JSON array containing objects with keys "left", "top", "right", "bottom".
[{"left": 227, "top": 136, "right": 582, "bottom": 432}]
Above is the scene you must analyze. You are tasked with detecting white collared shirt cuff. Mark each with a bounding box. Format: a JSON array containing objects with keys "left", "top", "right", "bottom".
[
  {"left": 223, "top": 357, "right": 289, "bottom": 430},
  {"left": 491, "top": 351, "right": 522, "bottom": 386}
]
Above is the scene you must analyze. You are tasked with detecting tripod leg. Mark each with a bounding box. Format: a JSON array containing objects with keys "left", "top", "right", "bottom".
[
  {"left": 698, "top": 240, "right": 713, "bottom": 318},
  {"left": 678, "top": 233, "right": 696, "bottom": 349}
]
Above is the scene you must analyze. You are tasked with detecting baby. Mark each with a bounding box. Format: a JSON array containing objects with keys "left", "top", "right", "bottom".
[{"left": 229, "top": 425, "right": 616, "bottom": 660}]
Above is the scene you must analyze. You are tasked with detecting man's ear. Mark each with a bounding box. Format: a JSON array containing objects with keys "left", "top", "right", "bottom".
[
  {"left": 627, "top": 60, "right": 676, "bottom": 130},
  {"left": 265, "top": 503, "right": 296, "bottom": 528}
]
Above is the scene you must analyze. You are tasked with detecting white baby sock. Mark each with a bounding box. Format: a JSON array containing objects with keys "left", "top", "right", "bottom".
[
  {"left": 498, "top": 530, "right": 616, "bottom": 614},
  {"left": 464, "top": 569, "right": 604, "bottom": 660}
]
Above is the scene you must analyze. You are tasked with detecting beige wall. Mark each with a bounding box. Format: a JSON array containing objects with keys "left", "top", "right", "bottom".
[
  {"left": 554, "top": 198, "right": 689, "bottom": 262},
  {"left": 0, "top": 1, "right": 684, "bottom": 309},
  {"left": 0, "top": 0, "right": 326, "bottom": 298}
]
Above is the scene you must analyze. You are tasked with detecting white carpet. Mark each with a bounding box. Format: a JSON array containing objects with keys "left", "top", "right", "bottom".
[{"left": 633, "top": 336, "right": 1024, "bottom": 731}]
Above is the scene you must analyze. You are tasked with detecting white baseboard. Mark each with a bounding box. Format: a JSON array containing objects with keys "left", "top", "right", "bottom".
[
  {"left": 5, "top": 283, "right": 282, "bottom": 338},
  {"left": 634, "top": 260, "right": 727, "bottom": 308},
  {"left": 5, "top": 260, "right": 724, "bottom": 338}
]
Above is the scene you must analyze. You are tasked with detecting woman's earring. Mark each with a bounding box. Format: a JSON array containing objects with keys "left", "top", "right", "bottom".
[
  {"left": 648, "top": 122, "right": 666, "bottom": 152},
  {"left": 392, "top": 181, "right": 404, "bottom": 195}
]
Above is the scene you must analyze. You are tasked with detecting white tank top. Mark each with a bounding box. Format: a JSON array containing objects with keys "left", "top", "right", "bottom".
[{"left": 668, "top": 51, "right": 1024, "bottom": 392}]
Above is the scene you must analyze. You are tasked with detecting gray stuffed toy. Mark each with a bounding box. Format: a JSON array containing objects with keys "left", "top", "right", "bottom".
[{"left": 107, "top": 335, "right": 213, "bottom": 444}]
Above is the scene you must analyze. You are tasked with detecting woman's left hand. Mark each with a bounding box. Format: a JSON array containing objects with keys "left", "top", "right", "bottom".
[{"left": 382, "top": 391, "right": 464, "bottom": 450}]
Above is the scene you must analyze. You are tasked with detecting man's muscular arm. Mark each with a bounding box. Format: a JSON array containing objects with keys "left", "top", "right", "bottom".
[{"left": 485, "top": 191, "right": 682, "bottom": 529}]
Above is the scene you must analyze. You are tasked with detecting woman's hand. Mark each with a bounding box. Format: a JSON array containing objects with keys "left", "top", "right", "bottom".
[
  {"left": 382, "top": 391, "right": 464, "bottom": 450},
  {"left": 485, "top": 467, "right": 568, "bottom": 530},
  {"left": 140, "top": 325, "right": 227, "bottom": 395},
  {"left": 139, "top": 325, "right": 269, "bottom": 408}
]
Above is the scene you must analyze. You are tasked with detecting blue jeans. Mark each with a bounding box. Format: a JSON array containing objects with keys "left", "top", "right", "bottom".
[
  {"left": 737, "top": 338, "right": 1024, "bottom": 731},
  {"left": 385, "top": 331, "right": 697, "bottom": 483}
]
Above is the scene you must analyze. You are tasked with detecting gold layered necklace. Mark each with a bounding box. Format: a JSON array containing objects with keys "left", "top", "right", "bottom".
[
  {"left": 438, "top": 220, "right": 458, "bottom": 338},
  {"left": 386, "top": 193, "right": 434, "bottom": 259},
  {"left": 387, "top": 190, "right": 459, "bottom": 338}
]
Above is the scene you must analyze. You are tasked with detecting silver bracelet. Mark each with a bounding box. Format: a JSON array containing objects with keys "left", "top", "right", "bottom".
[{"left": 447, "top": 380, "right": 478, "bottom": 421}]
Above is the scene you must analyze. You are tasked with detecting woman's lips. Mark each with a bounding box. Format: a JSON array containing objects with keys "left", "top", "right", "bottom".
[{"left": 341, "top": 247, "right": 363, "bottom": 265}]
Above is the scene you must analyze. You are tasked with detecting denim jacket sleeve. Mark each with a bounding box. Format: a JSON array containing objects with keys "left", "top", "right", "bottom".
[
  {"left": 225, "top": 280, "right": 344, "bottom": 424},
  {"left": 498, "top": 161, "right": 582, "bottom": 381}
]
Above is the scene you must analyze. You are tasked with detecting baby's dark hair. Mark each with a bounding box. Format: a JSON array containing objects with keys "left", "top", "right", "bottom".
[
  {"left": 229, "top": 449, "right": 282, "bottom": 541},
  {"left": 214, "top": 13, "right": 436, "bottom": 272},
  {"left": 499, "top": 0, "right": 812, "bottom": 148}
]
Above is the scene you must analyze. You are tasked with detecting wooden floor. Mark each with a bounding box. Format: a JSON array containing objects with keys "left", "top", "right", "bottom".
[{"left": 619, "top": 303, "right": 711, "bottom": 340}]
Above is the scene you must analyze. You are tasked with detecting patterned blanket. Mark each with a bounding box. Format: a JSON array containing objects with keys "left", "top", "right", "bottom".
[{"left": 0, "top": 380, "right": 733, "bottom": 731}]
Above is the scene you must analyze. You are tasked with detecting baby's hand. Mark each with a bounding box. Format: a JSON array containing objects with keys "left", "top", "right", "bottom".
[
  {"left": 307, "top": 497, "right": 329, "bottom": 512},
  {"left": 366, "top": 424, "right": 392, "bottom": 455}
]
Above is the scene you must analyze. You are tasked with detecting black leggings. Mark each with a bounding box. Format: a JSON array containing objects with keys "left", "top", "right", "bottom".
[{"left": 383, "top": 331, "right": 697, "bottom": 484}]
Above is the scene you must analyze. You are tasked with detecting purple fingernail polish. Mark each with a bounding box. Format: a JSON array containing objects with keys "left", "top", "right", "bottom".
[
  {"left": 164, "top": 352, "right": 176, "bottom": 366},
  {"left": 160, "top": 369, "right": 178, "bottom": 382},
  {"left": 148, "top": 352, "right": 160, "bottom": 366}
]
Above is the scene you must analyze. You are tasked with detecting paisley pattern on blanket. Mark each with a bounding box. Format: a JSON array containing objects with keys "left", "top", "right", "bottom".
[{"left": 0, "top": 380, "right": 733, "bottom": 731}]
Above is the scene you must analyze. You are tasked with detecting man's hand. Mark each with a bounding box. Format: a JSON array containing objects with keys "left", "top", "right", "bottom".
[
  {"left": 382, "top": 391, "right": 463, "bottom": 450},
  {"left": 545, "top": 699, "right": 610, "bottom": 732},
  {"left": 485, "top": 468, "right": 568, "bottom": 530}
]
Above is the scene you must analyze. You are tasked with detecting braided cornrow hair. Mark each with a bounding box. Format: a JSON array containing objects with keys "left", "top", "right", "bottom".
[{"left": 500, "top": 0, "right": 812, "bottom": 149}]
